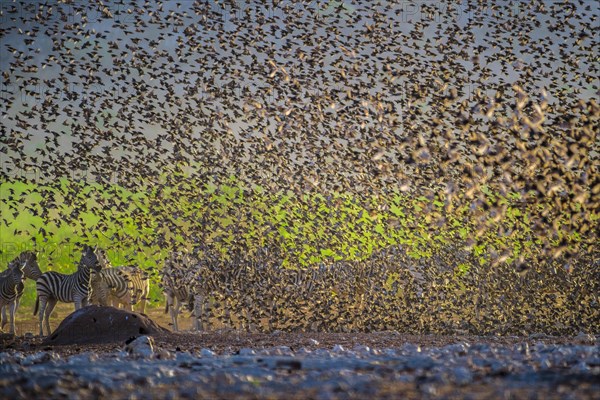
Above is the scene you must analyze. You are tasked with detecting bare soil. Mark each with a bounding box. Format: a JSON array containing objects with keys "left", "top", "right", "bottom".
[{"left": 2, "top": 304, "right": 591, "bottom": 356}]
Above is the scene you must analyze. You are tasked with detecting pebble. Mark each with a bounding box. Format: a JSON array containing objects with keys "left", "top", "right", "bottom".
[
  {"left": 332, "top": 344, "right": 345, "bottom": 353},
  {"left": 21, "top": 351, "right": 59, "bottom": 366},
  {"left": 199, "top": 348, "right": 216, "bottom": 357},
  {"left": 573, "top": 331, "right": 596, "bottom": 344},
  {"left": 449, "top": 366, "right": 473, "bottom": 385},
  {"left": 124, "top": 336, "right": 154, "bottom": 359},
  {"left": 238, "top": 348, "right": 256, "bottom": 356}
]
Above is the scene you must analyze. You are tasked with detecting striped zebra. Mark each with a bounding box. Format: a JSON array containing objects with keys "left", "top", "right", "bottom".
[
  {"left": 0, "top": 251, "right": 42, "bottom": 316},
  {"left": 160, "top": 251, "right": 223, "bottom": 332},
  {"left": 34, "top": 245, "right": 102, "bottom": 336},
  {"left": 89, "top": 270, "right": 110, "bottom": 306},
  {"left": 90, "top": 249, "right": 150, "bottom": 313},
  {"left": 0, "top": 261, "right": 25, "bottom": 334},
  {"left": 123, "top": 266, "right": 150, "bottom": 313},
  {"left": 160, "top": 252, "right": 197, "bottom": 332}
]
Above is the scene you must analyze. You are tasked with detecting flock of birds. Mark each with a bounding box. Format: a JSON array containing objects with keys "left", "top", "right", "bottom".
[
  {"left": 2, "top": 242, "right": 596, "bottom": 336},
  {"left": 0, "top": 0, "right": 598, "bottom": 334}
]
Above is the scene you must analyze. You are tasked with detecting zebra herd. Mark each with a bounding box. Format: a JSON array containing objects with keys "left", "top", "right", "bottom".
[
  {"left": 3, "top": 245, "right": 309, "bottom": 335},
  {"left": 0, "top": 246, "right": 150, "bottom": 336},
  {"left": 158, "top": 247, "right": 318, "bottom": 333}
]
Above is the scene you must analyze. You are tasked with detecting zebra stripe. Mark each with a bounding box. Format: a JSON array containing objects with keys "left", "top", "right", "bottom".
[
  {"left": 99, "top": 268, "right": 130, "bottom": 300},
  {"left": 0, "top": 251, "right": 41, "bottom": 317},
  {"left": 93, "top": 249, "right": 150, "bottom": 312},
  {"left": 123, "top": 267, "right": 150, "bottom": 313},
  {"left": 161, "top": 252, "right": 200, "bottom": 332},
  {"left": 34, "top": 245, "right": 102, "bottom": 336},
  {"left": 89, "top": 271, "right": 110, "bottom": 306},
  {"left": 0, "top": 262, "right": 25, "bottom": 334}
]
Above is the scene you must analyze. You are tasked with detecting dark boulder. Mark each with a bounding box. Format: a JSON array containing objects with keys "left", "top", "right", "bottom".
[{"left": 43, "top": 305, "right": 169, "bottom": 346}]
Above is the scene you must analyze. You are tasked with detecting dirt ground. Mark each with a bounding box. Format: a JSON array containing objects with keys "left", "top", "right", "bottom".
[{"left": 1, "top": 303, "right": 594, "bottom": 355}]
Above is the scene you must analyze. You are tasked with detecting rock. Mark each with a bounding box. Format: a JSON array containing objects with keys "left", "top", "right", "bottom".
[
  {"left": 400, "top": 343, "right": 421, "bottom": 354},
  {"left": 332, "top": 344, "right": 345, "bottom": 353},
  {"left": 154, "top": 348, "right": 175, "bottom": 360},
  {"left": 406, "top": 355, "right": 435, "bottom": 370},
  {"left": 573, "top": 332, "right": 595, "bottom": 344},
  {"left": 515, "top": 342, "right": 530, "bottom": 356},
  {"left": 570, "top": 361, "right": 591, "bottom": 373},
  {"left": 238, "top": 348, "right": 256, "bottom": 356},
  {"left": 274, "top": 359, "right": 302, "bottom": 371},
  {"left": 308, "top": 338, "right": 320, "bottom": 346},
  {"left": 449, "top": 366, "right": 473, "bottom": 385},
  {"left": 200, "top": 348, "right": 216, "bottom": 357},
  {"left": 125, "top": 335, "right": 155, "bottom": 359},
  {"left": 444, "top": 343, "right": 469, "bottom": 356},
  {"left": 353, "top": 345, "right": 372, "bottom": 356},
  {"left": 269, "top": 346, "right": 294, "bottom": 356},
  {"left": 21, "top": 351, "right": 59, "bottom": 366},
  {"left": 42, "top": 305, "right": 168, "bottom": 346},
  {"left": 66, "top": 352, "right": 98, "bottom": 365}
]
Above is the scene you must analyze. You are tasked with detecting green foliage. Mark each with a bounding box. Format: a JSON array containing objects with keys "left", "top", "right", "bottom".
[{"left": 1, "top": 171, "right": 597, "bottom": 329}]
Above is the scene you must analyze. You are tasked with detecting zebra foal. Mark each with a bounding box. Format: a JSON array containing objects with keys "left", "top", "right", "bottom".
[
  {"left": 160, "top": 252, "right": 195, "bottom": 332},
  {"left": 0, "top": 261, "right": 25, "bottom": 334},
  {"left": 89, "top": 249, "right": 150, "bottom": 313},
  {"left": 34, "top": 245, "right": 102, "bottom": 336}
]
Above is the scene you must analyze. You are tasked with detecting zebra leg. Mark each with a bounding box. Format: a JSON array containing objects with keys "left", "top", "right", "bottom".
[
  {"left": 125, "top": 292, "right": 133, "bottom": 312},
  {"left": 44, "top": 299, "right": 57, "bottom": 336},
  {"left": 166, "top": 293, "right": 178, "bottom": 331},
  {"left": 193, "top": 294, "right": 203, "bottom": 331},
  {"left": 1, "top": 305, "right": 6, "bottom": 330},
  {"left": 170, "top": 297, "right": 180, "bottom": 332},
  {"left": 14, "top": 296, "right": 21, "bottom": 315},
  {"left": 205, "top": 297, "right": 214, "bottom": 331},
  {"left": 8, "top": 301, "right": 17, "bottom": 335},
  {"left": 38, "top": 296, "right": 47, "bottom": 336},
  {"left": 139, "top": 293, "right": 147, "bottom": 314},
  {"left": 74, "top": 296, "right": 83, "bottom": 310}
]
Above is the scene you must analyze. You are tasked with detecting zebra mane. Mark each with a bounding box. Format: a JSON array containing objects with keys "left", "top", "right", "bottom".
[
  {"left": 94, "top": 248, "right": 114, "bottom": 269},
  {"left": 78, "top": 246, "right": 100, "bottom": 271}
]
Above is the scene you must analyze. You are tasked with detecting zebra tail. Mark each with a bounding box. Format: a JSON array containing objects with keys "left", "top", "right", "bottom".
[
  {"left": 33, "top": 295, "right": 39, "bottom": 316},
  {"left": 164, "top": 296, "right": 169, "bottom": 314}
]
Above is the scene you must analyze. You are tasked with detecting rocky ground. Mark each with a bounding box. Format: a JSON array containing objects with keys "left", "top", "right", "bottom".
[
  {"left": 1, "top": 330, "right": 599, "bottom": 399},
  {"left": 1, "top": 307, "right": 598, "bottom": 399}
]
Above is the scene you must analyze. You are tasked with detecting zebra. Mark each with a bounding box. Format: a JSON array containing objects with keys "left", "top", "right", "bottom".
[
  {"left": 161, "top": 249, "right": 255, "bottom": 332},
  {"left": 33, "top": 245, "right": 102, "bottom": 336},
  {"left": 123, "top": 266, "right": 150, "bottom": 313},
  {"left": 0, "top": 251, "right": 42, "bottom": 317},
  {"left": 90, "top": 249, "right": 150, "bottom": 313},
  {"left": 0, "top": 261, "right": 25, "bottom": 334},
  {"left": 89, "top": 270, "right": 110, "bottom": 306},
  {"left": 160, "top": 252, "right": 197, "bottom": 332}
]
